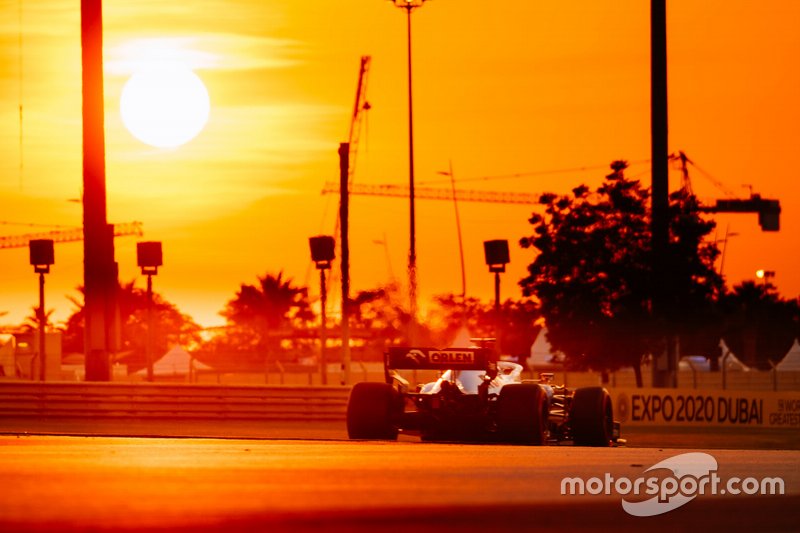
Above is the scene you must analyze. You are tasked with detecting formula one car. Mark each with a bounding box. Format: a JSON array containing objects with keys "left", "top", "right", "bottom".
[{"left": 346, "top": 345, "right": 621, "bottom": 446}]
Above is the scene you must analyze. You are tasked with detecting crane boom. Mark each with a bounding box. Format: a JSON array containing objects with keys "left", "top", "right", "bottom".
[
  {"left": 0, "top": 222, "right": 144, "bottom": 249},
  {"left": 322, "top": 182, "right": 540, "bottom": 205}
]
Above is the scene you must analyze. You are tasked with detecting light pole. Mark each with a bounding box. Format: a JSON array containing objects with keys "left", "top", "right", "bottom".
[
  {"left": 309, "top": 235, "right": 335, "bottom": 385},
  {"left": 717, "top": 226, "right": 739, "bottom": 277},
  {"left": 483, "top": 240, "right": 509, "bottom": 354},
  {"left": 29, "top": 239, "right": 54, "bottom": 381},
  {"left": 82, "top": 0, "right": 116, "bottom": 383},
  {"left": 650, "top": 0, "right": 675, "bottom": 389},
  {"left": 756, "top": 269, "right": 775, "bottom": 286},
  {"left": 137, "top": 241, "right": 162, "bottom": 382},
  {"left": 387, "top": 0, "right": 428, "bottom": 337},
  {"left": 338, "top": 143, "right": 351, "bottom": 384}
]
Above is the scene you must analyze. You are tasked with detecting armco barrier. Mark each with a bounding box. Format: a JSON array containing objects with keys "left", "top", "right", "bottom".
[
  {"left": 0, "top": 382, "right": 350, "bottom": 421},
  {"left": 4, "top": 382, "right": 799, "bottom": 429},
  {"left": 609, "top": 388, "right": 800, "bottom": 429}
]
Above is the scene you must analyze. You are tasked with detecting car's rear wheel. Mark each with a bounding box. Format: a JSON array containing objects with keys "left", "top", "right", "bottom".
[
  {"left": 496, "top": 383, "right": 548, "bottom": 445},
  {"left": 346, "top": 382, "right": 400, "bottom": 440},
  {"left": 570, "top": 387, "right": 613, "bottom": 447}
]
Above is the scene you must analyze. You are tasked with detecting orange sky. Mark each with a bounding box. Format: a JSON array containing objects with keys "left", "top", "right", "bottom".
[{"left": 1, "top": 0, "right": 799, "bottom": 329}]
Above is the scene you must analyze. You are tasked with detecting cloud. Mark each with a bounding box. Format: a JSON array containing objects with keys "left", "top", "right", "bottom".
[{"left": 104, "top": 34, "right": 303, "bottom": 77}]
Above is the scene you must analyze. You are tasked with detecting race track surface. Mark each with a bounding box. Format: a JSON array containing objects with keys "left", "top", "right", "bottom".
[
  {"left": 0, "top": 436, "right": 797, "bottom": 532},
  {"left": 2, "top": 417, "right": 799, "bottom": 449}
]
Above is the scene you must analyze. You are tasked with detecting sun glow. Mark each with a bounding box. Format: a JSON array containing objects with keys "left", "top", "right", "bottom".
[{"left": 120, "top": 63, "right": 211, "bottom": 148}]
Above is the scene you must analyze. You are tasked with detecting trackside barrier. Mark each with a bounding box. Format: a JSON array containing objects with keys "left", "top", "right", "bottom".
[
  {"left": 4, "top": 383, "right": 799, "bottom": 428},
  {"left": 609, "top": 388, "right": 800, "bottom": 429},
  {"left": 0, "top": 382, "right": 350, "bottom": 421}
]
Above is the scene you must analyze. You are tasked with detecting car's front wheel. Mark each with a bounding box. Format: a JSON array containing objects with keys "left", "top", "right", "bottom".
[{"left": 570, "top": 387, "right": 613, "bottom": 447}]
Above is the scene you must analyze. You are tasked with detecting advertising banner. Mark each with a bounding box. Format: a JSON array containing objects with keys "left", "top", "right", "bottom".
[{"left": 609, "top": 388, "right": 800, "bottom": 429}]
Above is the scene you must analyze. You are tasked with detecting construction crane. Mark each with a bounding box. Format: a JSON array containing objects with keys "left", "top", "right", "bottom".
[
  {"left": 322, "top": 182, "right": 539, "bottom": 205},
  {"left": 672, "top": 151, "right": 781, "bottom": 231},
  {"left": 0, "top": 222, "right": 144, "bottom": 249},
  {"left": 324, "top": 153, "right": 781, "bottom": 230},
  {"left": 346, "top": 56, "right": 371, "bottom": 188}
]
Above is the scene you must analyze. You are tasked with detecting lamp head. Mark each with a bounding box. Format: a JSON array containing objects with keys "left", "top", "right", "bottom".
[
  {"left": 137, "top": 241, "right": 163, "bottom": 276},
  {"left": 483, "top": 239, "right": 510, "bottom": 273},
  {"left": 309, "top": 235, "right": 335, "bottom": 269},
  {"left": 29, "top": 239, "right": 54, "bottom": 274}
]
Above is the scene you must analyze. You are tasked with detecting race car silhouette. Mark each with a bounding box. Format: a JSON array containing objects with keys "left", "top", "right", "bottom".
[{"left": 347, "top": 345, "right": 621, "bottom": 445}]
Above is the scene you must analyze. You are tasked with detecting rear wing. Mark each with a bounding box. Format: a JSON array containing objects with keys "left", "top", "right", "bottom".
[{"left": 385, "top": 347, "right": 495, "bottom": 371}]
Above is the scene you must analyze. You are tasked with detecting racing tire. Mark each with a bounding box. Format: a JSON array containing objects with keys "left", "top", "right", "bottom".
[
  {"left": 570, "top": 387, "right": 613, "bottom": 447},
  {"left": 347, "top": 382, "right": 400, "bottom": 440},
  {"left": 496, "top": 383, "right": 549, "bottom": 445}
]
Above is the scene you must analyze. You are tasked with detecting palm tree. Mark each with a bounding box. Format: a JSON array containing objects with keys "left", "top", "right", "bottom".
[
  {"left": 348, "top": 284, "right": 410, "bottom": 358},
  {"left": 220, "top": 271, "right": 313, "bottom": 361},
  {"left": 22, "top": 306, "right": 55, "bottom": 333}
]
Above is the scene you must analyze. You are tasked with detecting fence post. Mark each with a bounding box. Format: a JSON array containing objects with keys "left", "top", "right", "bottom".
[
  {"left": 721, "top": 349, "right": 730, "bottom": 390},
  {"left": 686, "top": 359, "right": 698, "bottom": 390},
  {"left": 770, "top": 361, "right": 778, "bottom": 391},
  {"left": 279, "top": 361, "right": 287, "bottom": 385}
]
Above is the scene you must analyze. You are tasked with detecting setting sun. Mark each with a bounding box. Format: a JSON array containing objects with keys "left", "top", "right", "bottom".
[{"left": 119, "top": 63, "right": 210, "bottom": 148}]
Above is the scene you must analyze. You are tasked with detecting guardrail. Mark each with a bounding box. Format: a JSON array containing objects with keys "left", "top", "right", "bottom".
[{"left": 0, "top": 382, "right": 350, "bottom": 421}]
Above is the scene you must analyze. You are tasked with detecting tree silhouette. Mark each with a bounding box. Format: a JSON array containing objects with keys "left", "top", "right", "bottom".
[
  {"left": 347, "top": 284, "right": 412, "bottom": 359},
  {"left": 519, "top": 161, "right": 722, "bottom": 386},
  {"left": 428, "top": 294, "right": 540, "bottom": 361},
  {"left": 61, "top": 281, "right": 201, "bottom": 371},
  {"left": 662, "top": 187, "right": 725, "bottom": 356},
  {"left": 430, "top": 293, "right": 495, "bottom": 346},
  {"left": 720, "top": 281, "right": 800, "bottom": 370},
  {"left": 498, "top": 299, "right": 542, "bottom": 362},
  {"left": 21, "top": 307, "right": 55, "bottom": 333},
  {"left": 217, "top": 271, "right": 313, "bottom": 363}
]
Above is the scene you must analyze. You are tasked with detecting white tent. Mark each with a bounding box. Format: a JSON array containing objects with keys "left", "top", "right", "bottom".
[
  {"left": 679, "top": 341, "right": 751, "bottom": 372},
  {"left": 718, "top": 339, "right": 750, "bottom": 372},
  {"left": 0, "top": 334, "right": 15, "bottom": 377},
  {"left": 526, "top": 328, "right": 565, "bottom": 369},
  {"left": 776, "top": 339, "right": 800, "bottom": 371},
  {"left": 138, "top": 346, "right": 212, "bottom": 377}
]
